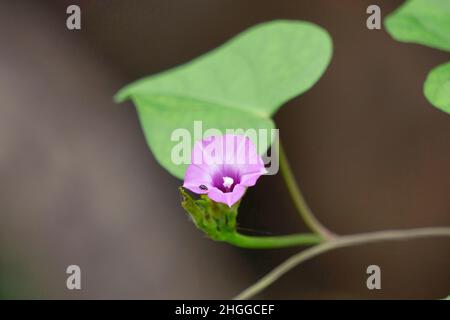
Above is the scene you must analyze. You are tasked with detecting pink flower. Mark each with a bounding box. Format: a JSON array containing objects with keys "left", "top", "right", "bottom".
[{"left": 183, "top": 134, "right": 267, "bottom": 207}]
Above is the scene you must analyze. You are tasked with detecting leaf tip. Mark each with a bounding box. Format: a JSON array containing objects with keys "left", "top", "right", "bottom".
[{"left": 113, "top": 88, "right": 130, "bottom": 104}]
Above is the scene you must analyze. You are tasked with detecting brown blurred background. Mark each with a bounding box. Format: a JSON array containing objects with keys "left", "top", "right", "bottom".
[{"left": 0, "top": 0, "right": 449, "bottom": 299}]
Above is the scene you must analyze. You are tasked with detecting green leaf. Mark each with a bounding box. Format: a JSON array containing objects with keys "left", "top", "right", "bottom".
[
  {"left": 424, "top": 61, "right": 450, "bottom": 114},
  {"left": 116, "top": 20, "right": 332, "bottom": 179},
  {"left": 134, "top": 95, "right": 275, "bottom": 178},
  {"left": 385, "top": 0, "right": 450, "bottom": 52}
]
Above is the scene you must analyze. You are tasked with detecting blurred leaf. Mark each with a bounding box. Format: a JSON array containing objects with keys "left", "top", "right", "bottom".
[
  {"left": 116, "top": 20, "right": 332, "bottom": 179},
  {"left": 424, "top": 61, "right": 450, "bottom": 114},
  {"left": 385, "top": 0, "right": 450, "bottom": 52}
]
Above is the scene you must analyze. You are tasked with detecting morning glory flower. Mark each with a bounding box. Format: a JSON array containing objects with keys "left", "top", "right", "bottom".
[{"left": 183, "top": 134, "right": 267, "bottom": 207}]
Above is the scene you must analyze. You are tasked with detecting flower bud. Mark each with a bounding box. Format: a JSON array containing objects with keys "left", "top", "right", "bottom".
[{"left": 180, "top": 187, "right": 239, "bottom": 241}]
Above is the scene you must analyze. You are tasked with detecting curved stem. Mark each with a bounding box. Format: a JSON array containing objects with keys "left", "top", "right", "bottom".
[
  {"left": 233, "top": 227, "right": 450, "bottom": 300},
  {"left": 224, "top": 232, "right": 323, "bottom": 249},
  {"left": 279, "top": 142, "right": 335, "bottom": 239}
]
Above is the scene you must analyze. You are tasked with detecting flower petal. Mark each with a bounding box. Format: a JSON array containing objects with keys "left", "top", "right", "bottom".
[
  {"left": 207, "top": 184, "right": 246, "bottom": 207},
  {"left": 190, "top": 138, "right": 222, "bottom": 175},
  {"left": 239, "top": 168, "right": 267, "bottom": 187},
  {"left": 231, "top": 135, "right": 266, "bottom": 176},
  {"left": 183, "top": 163, "right": 213, "bottom": 194}
]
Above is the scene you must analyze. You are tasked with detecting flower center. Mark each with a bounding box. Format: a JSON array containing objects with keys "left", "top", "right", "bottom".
[
  {"left": 222, "top": 176, "right": 234, "bottom": 189},
  {"left": 211, "top": 169, "right": 240, "bottom": 193}
]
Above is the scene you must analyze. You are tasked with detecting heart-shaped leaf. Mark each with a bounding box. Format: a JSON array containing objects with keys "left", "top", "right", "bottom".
[
  {"left": 424, "top": 61, "right": 450, "bottom": 114},
  {"left": 385, "top": 0, "right": 450, "bottom": 52},
  {"left": 116, "top": 20, "right": 333, "bottom": 179}
]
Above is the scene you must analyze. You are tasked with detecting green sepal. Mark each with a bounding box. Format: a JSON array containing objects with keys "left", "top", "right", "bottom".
[{"left": 180, "top": 187, "right": 239, "bottom": 241}]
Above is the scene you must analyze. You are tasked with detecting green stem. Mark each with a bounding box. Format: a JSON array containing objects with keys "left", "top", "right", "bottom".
[
  {"left": 224, "top": 232, "right": 323, "bottom": 249},
  {"left": 234, "top": 227, "right": 450, "bottom": 299},
  {"left": 279, "top": 141, "right": 335, "bottom": 240}
]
